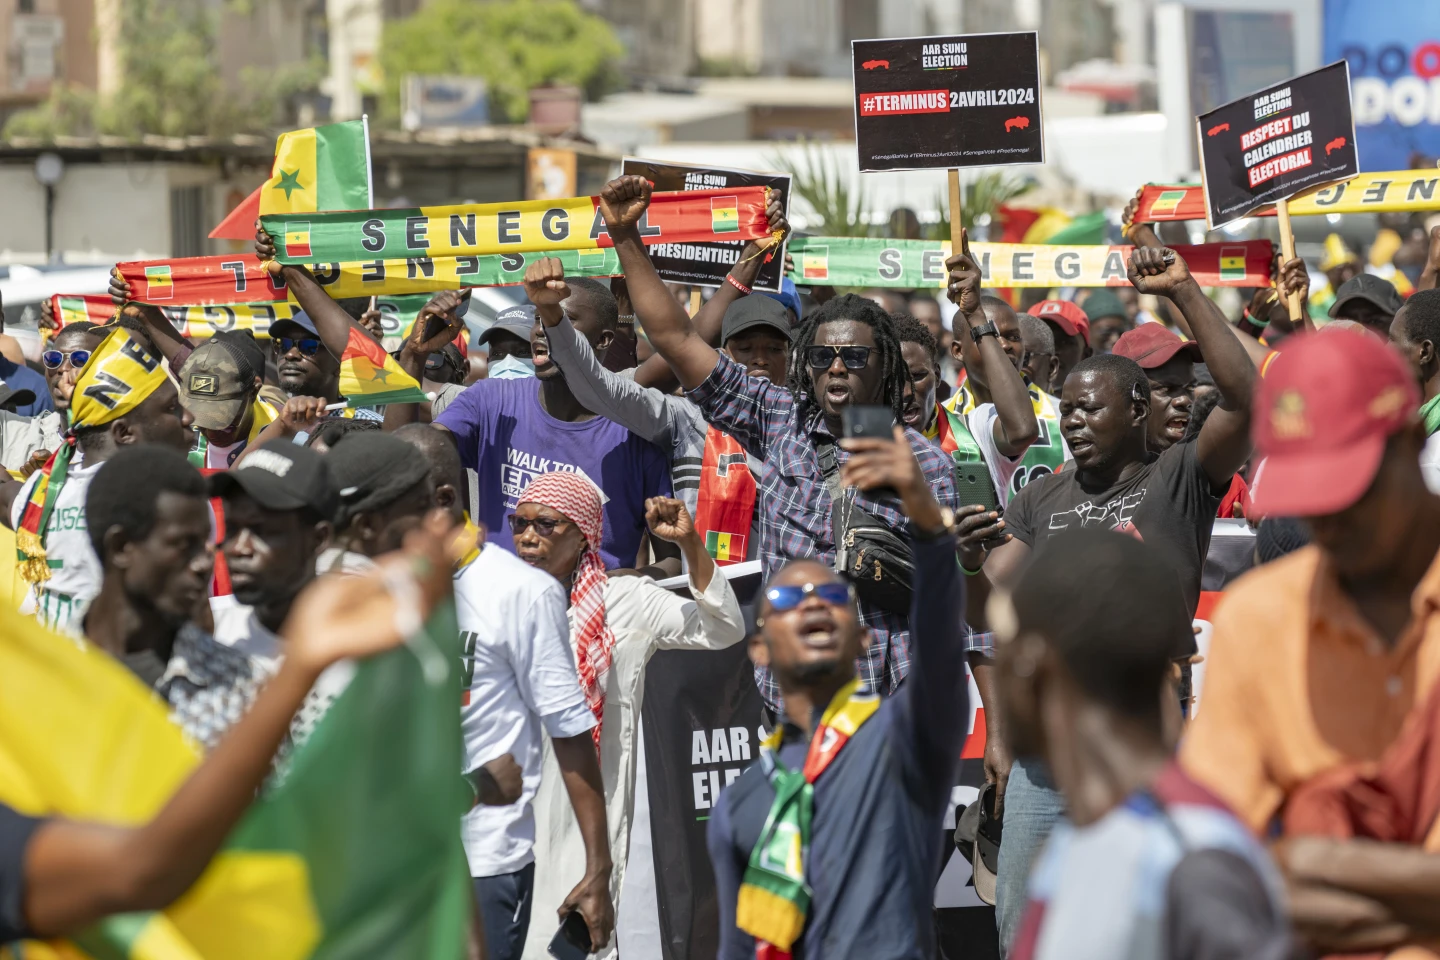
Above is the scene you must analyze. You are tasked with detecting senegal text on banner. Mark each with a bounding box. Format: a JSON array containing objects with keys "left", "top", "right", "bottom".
[
  {"left": 52, "top": 294, "right": 295, "bottom": 338},
  {"left": 1133, "top": 170, "right": 1440, "bottom": 222},
  {"left": 786, "top": 237, "right": 1274, "bottom": 288},
  {"left": 116, "top": 248, "right": 625, "bottom": 306},
  {"left": 259, "top": 186, "right": 772, "bottom": 263}
]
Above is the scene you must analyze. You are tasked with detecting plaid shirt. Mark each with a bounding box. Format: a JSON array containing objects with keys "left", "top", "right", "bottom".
[{"left": 689, "top": 353, "right": 978, "bottom": 708}]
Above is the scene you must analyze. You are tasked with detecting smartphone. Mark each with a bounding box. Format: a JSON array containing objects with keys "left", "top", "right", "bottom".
[
  {"left": 548, "top": 911, "right": 591, "bottom": 960},
  {"left": 841, "top": 404, "right": 895, "bottom": 440},
  {"left": 954, "top": 460, "right": 1000, "bottom": 514}
]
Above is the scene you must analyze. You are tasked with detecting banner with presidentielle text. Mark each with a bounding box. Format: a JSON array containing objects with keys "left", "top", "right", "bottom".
[
  {"left": 786, "top": 237, "right": 1274, "bottom": 288},
  {"left": 116, "top": 249, "right": 624, "bottom": 306},
  {"left": 1132, "top": 170, "right": 1440, "bottom": 222},
  {"left": 259, "top": 187, "right": 773, "bottom": 264}
]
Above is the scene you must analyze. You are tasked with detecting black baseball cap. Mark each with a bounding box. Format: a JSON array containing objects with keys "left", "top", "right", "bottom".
[
  {"left": 477, "top": 304, "right": 537, "bottom": 346},
  {"left": 1329, "top": 274, "right": 1404, "bottom": 320},
  {"left": 0, "top": 383, "right": 36, "bottom": 412},
  {"left": 721, "top": 296, "right": 793, "bottom": 344},
  {"left": 209, "top": 440, "right": 338, "bottom": 517}
]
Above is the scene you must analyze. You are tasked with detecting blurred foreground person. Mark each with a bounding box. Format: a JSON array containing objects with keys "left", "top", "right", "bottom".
[
  {"left": 1184, "top": 332, "right": 1440, "bottom": 955},
  {"left": 0, "top": 512, "right": 458, "bottom": 943},
  {"left": 996, "top": 528, "right": 1288, "bottom": 960},
  {"left": 708, "top": 427, "right": 981, "bottom": 960},
  {"left": 514, "top": 473, "right": 742, "bottom": 958}
]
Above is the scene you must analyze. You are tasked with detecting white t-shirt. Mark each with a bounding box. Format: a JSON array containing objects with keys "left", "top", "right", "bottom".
[
  {"left": 966, "top": 390, "right": 1071, "bottom": 506},
  {"left": 11, "top": 458, "right": 104, "bottom": 636},
  {"left": 456, "top": 543, "right": 594, "bottom": 877},
  {"left": 211, "top": 597, "right": 283, "bottom": 673}
]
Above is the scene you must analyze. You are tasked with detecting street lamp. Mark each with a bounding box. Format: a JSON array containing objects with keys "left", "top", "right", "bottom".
[{"left": 34, "top": 152, "right": 64, "bottom": 262}]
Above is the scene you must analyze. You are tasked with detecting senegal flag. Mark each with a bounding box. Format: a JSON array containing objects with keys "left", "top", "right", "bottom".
[
  {"left": 0, "top": 598, "right": 470, "bottom": 959},
  {"left": 705, "top": 530, "right": 745, "bottom": 563},
  {"left": 712, "top": 195, "right": 740, "bottom": 233},
  {"left": 1219, "top": 245, "right": 1248, "bottom": 282},
  {"left": 259, "top": 119, "right": 372, "bottom": 216},
  {"left": 801, "top": 246, "right": 829, "bottom": 281},
  {"left": 1149, "top": 189, "right": 1189, "bottom": 216},
  {"left": 50, "top": 294, "right": 115, "bottom": 328},
  {"left": 339, "top": 327, "right": 428, "bottom": 407}
]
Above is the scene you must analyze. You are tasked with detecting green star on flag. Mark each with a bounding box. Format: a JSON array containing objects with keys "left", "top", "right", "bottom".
[{"left": 275, "top": 169, "right": 304, "bottom": 200}]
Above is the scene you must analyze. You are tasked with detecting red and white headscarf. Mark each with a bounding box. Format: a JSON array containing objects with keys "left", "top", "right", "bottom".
[{"left": 518, "top": 471, "right": 615, "bottom": 747}]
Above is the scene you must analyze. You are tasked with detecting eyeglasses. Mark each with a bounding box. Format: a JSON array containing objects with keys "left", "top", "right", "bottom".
[
  {"left": 276, "top": 337, "right": 322, "bottom": 357},
  {"left": 41, "top": 348, "right": 91, "bottom": 370},
  {"left": 764, "top": 581, "right": 854, "bottom": 611},
  {"left": 804, "top": 344, "right": 873, "bottom": 371},
  {"left": 508, "top": 514, "right": 569, "bottom": 537}
]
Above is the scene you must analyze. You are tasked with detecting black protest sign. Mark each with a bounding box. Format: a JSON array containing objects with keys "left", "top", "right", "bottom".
[
  {"left": 642, "top": 641, "right": 768, "bottom": 960},
  {"left": 851, "top": 32, "right": 1043, "bottom": 173},
  {"left": 622, "top": 159, "right": 790, "bottom": 292},
  {"left": 1197, "top": 61, "right": 1358, "bottom": 228}
]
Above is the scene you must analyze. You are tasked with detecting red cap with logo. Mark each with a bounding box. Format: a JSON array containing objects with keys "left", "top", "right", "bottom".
[
  {"left": 1111, "top": 323, "right": 1202, "bottom": 369},
  {"left": 1028, "top": 300, "right": 1091, "bottom": 346},
  {"left": 1248, "top": 332, "right": 1418, "bottom": 518}
]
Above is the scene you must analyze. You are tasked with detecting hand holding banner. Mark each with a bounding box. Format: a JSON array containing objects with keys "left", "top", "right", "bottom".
[{"left": 258, "top": 187, "right": 772, "bottom": 265}]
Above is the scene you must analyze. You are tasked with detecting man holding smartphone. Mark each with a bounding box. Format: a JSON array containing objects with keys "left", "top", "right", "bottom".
[{"left": 592, "top": 175, "right": 981, "bottom": 711}]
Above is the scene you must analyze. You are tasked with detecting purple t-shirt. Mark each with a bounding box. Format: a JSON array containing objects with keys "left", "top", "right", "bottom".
[{"left": 437, "top": 377, "right": 673, "bottom": 569}]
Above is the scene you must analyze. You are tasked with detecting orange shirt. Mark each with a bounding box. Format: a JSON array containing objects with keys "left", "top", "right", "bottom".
[{"left": 1181, "top": 544, "right": 1440, "bottom": 849}]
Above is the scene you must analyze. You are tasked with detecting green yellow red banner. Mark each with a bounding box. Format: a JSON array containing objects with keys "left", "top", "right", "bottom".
[
  {"left": 115, "top": 249, "right": 624, "bottom": 306},
  {"left": 51, "top": 293, "right": 296, "bottom": 339},
  {"left": 785, "top": 237, "right": 1274, "bottom": 288},
  {"left": 259, "top": 187, "right": 771, "bottom": 264},
  {"left": 1132, "top": 170, "right": 1440, "bottom": 222}
]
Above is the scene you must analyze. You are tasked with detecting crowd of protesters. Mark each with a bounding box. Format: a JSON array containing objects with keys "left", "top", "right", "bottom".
[{"left": 2, "top": 166, "right": 1440, "bottom": 960}]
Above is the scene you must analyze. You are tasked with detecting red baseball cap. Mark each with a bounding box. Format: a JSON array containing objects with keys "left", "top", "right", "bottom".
[
  {"left": 1248, "top": 332, "right": 1419, "bottom": 518},
  {"left": 1111, "top": 323, "right": 1202, "bottom": 369},
  {"left": 1028, "top": 300, "right": 1091, "bottom": 346}
]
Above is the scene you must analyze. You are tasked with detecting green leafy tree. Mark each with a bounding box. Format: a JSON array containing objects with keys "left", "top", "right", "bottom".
[{"left": 380, "top": 0, "right": 624, "bottom": 124}]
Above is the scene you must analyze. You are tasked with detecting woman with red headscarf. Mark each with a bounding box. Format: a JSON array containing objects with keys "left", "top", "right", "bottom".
[{"left": 513, "top": 470, "right": 744, "bottom": 958}]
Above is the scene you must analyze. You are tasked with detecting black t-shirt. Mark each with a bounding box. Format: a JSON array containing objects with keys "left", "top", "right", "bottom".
[
  {"left": 1005, "top": 440, "right": 1221, "bottom": 655},
  {"left": 0, "top": 802, "right": 40, "bottom": 943}
]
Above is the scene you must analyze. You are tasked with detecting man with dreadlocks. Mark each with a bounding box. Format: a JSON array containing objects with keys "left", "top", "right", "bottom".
[{"left": 596, "top": 174, "right": 988, "bottom": 710}]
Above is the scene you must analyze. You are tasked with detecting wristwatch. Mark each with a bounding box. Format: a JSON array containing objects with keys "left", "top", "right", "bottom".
[{"left": 969, "top": 321, "right": 999, "bottom": 342}]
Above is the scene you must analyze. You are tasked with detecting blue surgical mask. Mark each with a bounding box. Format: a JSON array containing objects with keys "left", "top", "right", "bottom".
[{"left": 489, "top": 354, "right": 536, "bottom": 380}]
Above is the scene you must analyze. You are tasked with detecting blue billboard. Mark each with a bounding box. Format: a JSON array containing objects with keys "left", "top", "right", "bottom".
[{"left": 1326, "top": 0, "right": 1440, "bottom": 170}]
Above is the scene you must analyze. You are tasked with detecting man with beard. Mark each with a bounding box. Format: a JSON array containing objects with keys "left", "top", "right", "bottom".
[
  {"left": 539, "top": 221, "right": 789, "bottom": 566},
  {"left": 596, "top": 173, "right": 971, "bottom": 710},
  {"left": 963, "top": 246, "right": 1256, "bottom": 954},
  {"left": 1113, "top": 324, "right": 1250, "bottom": 518}
]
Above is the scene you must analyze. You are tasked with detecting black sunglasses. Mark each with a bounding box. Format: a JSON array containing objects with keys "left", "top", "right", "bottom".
[
  {"left": 276, "top": 336, "right": 322, "bottom": 357},
  {"left": 41, "top": 348, "right": 91, "bottom": 370},
  {"left": 804, "top": 344, "right": 873, "bottom": 371},
  {"left": 508, "top": 515, "right": 569, "bottom": 537}
]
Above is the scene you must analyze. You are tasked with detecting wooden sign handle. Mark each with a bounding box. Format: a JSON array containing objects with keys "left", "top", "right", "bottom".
[
  {"left": 948, "top": 169, "right": 964, "bottom": 249},
  {"left": 1275, "top": 197, "right": 1303, "bottom": 323}
]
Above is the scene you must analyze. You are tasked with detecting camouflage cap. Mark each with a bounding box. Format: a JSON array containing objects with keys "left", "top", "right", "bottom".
[{"left": 178, "top": 336, "right": 260, "bottom": 431}]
